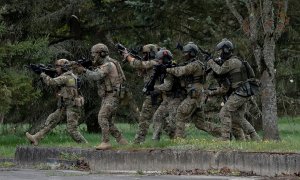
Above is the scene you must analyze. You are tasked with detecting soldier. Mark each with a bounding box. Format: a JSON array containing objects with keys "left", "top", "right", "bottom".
[
  {"left": 123, "top": 44, "right": 162, "bottom": 144},
  {"left": 166, "top": 42, "right": 207, "bottom": 138},
  {"left": 205, "top": 70, "right": 246, "bottom": 140},
  {"left": 150, "top": 49, "right": 183, "bottom": 141},
  {"left": 205, "top": 38, "right": 260, "bottom": 141},
  {"left": 75, "top": 43, "right": 128, "bottom": 150},
  {"left": 25, "top": 59, "right": 87, "bottom": 145}
]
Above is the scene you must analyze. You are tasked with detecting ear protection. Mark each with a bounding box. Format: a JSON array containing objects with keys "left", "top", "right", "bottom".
[
  {"left": 149, "top": 46, "right": 158, "bottom": 59},
  {"left": 61, "top": 62, "right": 70, "bottom": 72},
  {"left": 100, "top": 51, "right": 108, "bottom": 57},
  {"left": 149, "top": 51, "right": 156, "bottom": 59},
  {"left": 223, "top": 45, "right": 230, "bottom": 53},
  {"left": 189, "top": 47, "right": 196, "bottom": 57}
]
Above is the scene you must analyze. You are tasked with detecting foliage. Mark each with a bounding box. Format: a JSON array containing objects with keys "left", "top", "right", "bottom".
[{"left": 0, "top": 0, "right": 298, "bottom": 125}]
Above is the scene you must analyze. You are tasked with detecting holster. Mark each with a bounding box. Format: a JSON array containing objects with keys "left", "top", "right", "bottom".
[
  {"left": 117, "top": 84, "right": 126, "bottom": 99},
  {"left": 235, "top": 80, "right": 260, "bottom": 97},
  {"left": 57, "top": 97, "right": 65, "bottom": 109},
  {"left": 150, "top": 91, "right": 160, "bottom": 106}
]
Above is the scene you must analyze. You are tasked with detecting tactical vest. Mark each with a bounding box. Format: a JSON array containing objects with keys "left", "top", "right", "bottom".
[
  {"left": 224, "top": 57, "right": 259, "bottom": 97},
  {"left": 101, "top": 57, "right": 126, "bottom": 93},
  {"left": 226, "top": 58, "right": 250, "bottom": 88},
  {"left": 167, "top": 75, "right": 185, "bottom": 98},
  {"left": 57, "top": 72, "right": 84, "bottom": 108},
  {"left": 60, "top": 72, "right": 79, "bottom": 99},
  {"left": 182, "top": 59, "right": 206, "bottom": 86}
]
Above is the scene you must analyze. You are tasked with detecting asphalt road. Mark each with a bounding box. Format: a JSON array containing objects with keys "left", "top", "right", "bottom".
[{"left": 0, "top": 169, "right": 264, "bottom": 180}]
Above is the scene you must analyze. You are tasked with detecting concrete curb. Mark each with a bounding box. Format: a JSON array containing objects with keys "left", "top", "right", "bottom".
[{"left": 15, "top": 146, "right": 300, "bottom": 176}]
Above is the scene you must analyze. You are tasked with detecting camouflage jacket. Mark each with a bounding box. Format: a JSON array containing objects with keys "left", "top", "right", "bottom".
[
  {"left": 129, "top": 59, "right": 158, "bottom": 83},
  {"left": 41, "top": 71, "right": 79, "bottom": 100},
  {"left": 207, "top": 56, "right": 247, "bottom": 89},
  {"left": 85, "top": 56, "right": 125, "bottom": 97},
  {"left": 166, "top": 59, "right": 205, "bottom": 93},
  {"left": 154, "top": 73, "right": 173, "bottom": 92},
  {"left": 206, "top": 71, "right": 229, "bottom": 96},
  {"left": 154, "top": 73, "right": 184, "bottom": 98}
]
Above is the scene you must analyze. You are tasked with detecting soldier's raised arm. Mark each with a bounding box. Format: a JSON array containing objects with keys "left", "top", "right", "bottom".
[
  {"left": 84, "top": 62, "right": 113, "bottom": 81},
  {"left": 41, "top": 59, "right": 70, "bottom": 86},
  {"left": 167, "top": 60, "right": 203, "bottom": 77}
]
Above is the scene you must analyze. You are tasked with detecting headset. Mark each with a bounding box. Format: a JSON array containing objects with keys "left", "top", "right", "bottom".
[
  {"left": 223, "top": 45, "right": 230, "bottom": 54},
  {"left": 189, "top": 47, "right": 197, "bottom": 57},
  {"left": 100, "top": 51, "right": 108, "bottom": 58}
]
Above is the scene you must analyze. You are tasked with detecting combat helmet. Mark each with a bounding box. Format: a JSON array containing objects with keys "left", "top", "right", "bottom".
[
  {"left": 216, "top": 38, "right": 234, "bottom": 53},
  {"left": 91, "top": 43, "right": 109, "bottom": 57},
  {"left": 55, "top": 59, "right": 70, "bottom": 72},
  {"left": 142, "top": 44, "right": 160, "bottom": 61},
  {"left": 155, "top": 48, "right": 173, "bottom": 65},
  {"left": 216, "top": 38, "right": 234, "bottom": 60},
  {"left": 182, "top": 42, "right": 199, "bottom": 57}
]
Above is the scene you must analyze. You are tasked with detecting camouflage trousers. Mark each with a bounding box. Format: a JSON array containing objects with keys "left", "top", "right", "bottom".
[
  {"left": 152, "top": 96, "right": 180, "bottom": 140},
  {"left": 98, "top": 93, "right": 124, "bottom": 143},
  {"left": 219, "top": 94, "right": 258, "bottom": 140},
  {"left": 192, "top": 96, "right": 245, "bottom": 140},
  {"left": 133, "top": 95, "right": 161, "bottom": 144},
  {"left": 174, "top": 96, "right": 199, "bottom": 138},
  {"left": 37, "top": 106, "right": 87, "bottom": 143},
  {"left": 191, "top": 109, "right": 222, "bottom": 138}
]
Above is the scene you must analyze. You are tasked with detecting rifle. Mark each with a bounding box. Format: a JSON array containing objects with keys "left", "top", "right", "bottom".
[
  {"left": 25, "top": 64, "right": 57, "bottom": 78},
  {"left": 115, "top": 43, "right": 142, "bottom": 63},
  {"left": 143, "top": 63, "right": 175, "bottom": 105},
  {"left": 198, "top": 47, "right": 214, "bottom": 62},
  {"left": 199, "top": 47, "right": 225, "bottom": 74},
  {"left": 75, "top": 58, "right": 93, "bottom": 70}
]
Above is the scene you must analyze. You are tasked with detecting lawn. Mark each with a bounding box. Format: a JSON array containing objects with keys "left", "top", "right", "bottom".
[{"left": 0, "top": 116, "right": 299, "bottom": 158}]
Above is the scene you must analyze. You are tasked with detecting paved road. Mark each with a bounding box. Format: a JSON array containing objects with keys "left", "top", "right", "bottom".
[{"left": 0, "top": 169, "right": 264, "bottom": 180}]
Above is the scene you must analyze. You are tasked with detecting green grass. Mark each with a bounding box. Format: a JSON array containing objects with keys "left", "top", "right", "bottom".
[{"left": 0, "top": 116, "right": 299, "bottom": 158}]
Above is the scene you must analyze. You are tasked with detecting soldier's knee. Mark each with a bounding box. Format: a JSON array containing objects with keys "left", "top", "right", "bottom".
[
  {"left": 98, "top": 117, "right": 109, "bottom": 126},
  {"left": 67, "top": 127, "right": 76, "bottom": 135},
  {"left": 98, "top": 110, "right": 111, "bottom": 120},
  {"left": 220, "top": 107, "right": 230, "bottom": 119},
  {"left": 177, "top": 105, "right": 192, "bottom": 116}
]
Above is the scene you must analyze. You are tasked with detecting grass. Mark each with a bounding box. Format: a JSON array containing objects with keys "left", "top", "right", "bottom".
[{"left": 0, "top": 116, "right": 299, "bottom": 158}]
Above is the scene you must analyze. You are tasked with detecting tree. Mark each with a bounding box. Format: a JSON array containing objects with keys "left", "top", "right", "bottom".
[{"left": 226, "top": 0, "right": 289, "bottom": 140}]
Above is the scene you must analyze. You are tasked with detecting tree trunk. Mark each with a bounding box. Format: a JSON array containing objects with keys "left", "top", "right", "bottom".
[{"left": 260, "top": 38, "right": 280, "bottom": 140}]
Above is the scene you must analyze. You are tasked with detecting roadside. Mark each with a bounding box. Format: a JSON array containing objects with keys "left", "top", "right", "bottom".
[{"left": 0, "top": 169, "right": 265, "bottom": 180}]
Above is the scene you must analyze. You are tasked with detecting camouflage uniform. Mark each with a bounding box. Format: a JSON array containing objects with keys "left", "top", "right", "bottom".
[
  {"left": 152, "top": 73, "right": 182, "bottom": 140},
  {"left": 207, "top": 56, "right": 260, "bottom": 141},
  {"left": 167, "top": 58, "right": 206, "bottom": 138},
  {"left": 191, "top": 100, "right": 222, "bottom": 137},
  {"left": 128, "top": 58, "right": 162, "bottom": 143},
  {"left": 26, "top": 71, "right": 87, "bottom": 145},
  {"left": 205, "top": 72, "right": 246, "bottom": 140},
  {"left": 84, "top": 56, "right": 127, "bottom": 144}
]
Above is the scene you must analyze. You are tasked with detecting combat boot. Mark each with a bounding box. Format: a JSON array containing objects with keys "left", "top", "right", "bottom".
[
  {"left": 25, "top": 132, "right": 43, "bottom": 146},
  {"left": 152, "top": 131, "right": 161, "bottom": 141},
  {"left": 249, "top": 132, "right": 261, "bottom": 141},
  {"left": 133, "top": 134, "right": 145, "bottom": 144},
  {"left": 217, "top": 132, "right": 231, "bottom": 141},
  {"left": 95, "top": 142, "right": 112, "bottom": 150},
  {"left": 167, "top": 129, "right": 176, "bottom": 140},
  {"left": 117, "top": 137, "right": 128, "bottom": 145},
  {"left": 174, "top": 132, "right": 186, "bottom": 139},
  {"left": 210, "top": 127, "right": 222, "bottom": 138}
]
